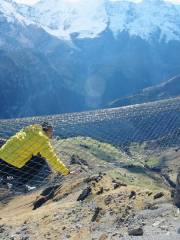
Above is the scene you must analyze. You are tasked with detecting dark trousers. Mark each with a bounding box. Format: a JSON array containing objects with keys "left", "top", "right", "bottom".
[{"left": 0, "top": 156, "right": 50, "bottom": 186}]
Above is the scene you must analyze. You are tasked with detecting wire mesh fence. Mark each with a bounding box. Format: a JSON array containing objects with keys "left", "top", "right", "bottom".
[{"left": 0, "top": 97, "right": 180, "bottom": 201}]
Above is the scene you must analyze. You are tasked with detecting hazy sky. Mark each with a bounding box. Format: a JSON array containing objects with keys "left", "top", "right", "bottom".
[{"left": 14, "top": 0, "right": 180, "bottom": 5}]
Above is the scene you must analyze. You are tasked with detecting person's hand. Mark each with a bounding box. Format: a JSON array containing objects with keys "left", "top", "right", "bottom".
[{"left": 69, "top": 168, "right": 82, "bottom": 175}]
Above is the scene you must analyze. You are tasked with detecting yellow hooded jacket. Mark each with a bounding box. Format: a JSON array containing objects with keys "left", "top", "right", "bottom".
[{"left": 0, "top": 124, "right": 69, "bottom": 175}]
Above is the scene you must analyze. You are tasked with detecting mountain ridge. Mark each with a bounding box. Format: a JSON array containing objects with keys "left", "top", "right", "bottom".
[
  {"left": 1, "top": 0, "right": 180, "bottom": 42},
  {"left": 1, "top": 0, "right": 180, "bottom": 118},
  {"left": 108, "top": 75, "right": 180, "bottom": 108}
]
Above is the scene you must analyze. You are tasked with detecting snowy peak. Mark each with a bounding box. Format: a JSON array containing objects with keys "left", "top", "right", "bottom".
[
  {"left": 0, "top": 0, "right": 31, "bottom": 25},
  {"left": 108, "top": 0, "right": 180, "bottom": 41},
  {"left": 25, "top": 0, "right": 108, "bottom": 39},
  {"left": 0, "top": 0, "right": 20, "bottom": 21},
  {"left": 2, "top": 0, "right": 180, "bottom": 42}
]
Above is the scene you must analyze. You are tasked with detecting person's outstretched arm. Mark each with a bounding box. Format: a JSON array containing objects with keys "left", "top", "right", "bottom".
[{"left": 40, "top": 140, "right": 70, "bottom": 176}]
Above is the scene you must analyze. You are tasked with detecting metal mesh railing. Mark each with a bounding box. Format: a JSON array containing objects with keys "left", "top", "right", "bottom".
[{"left": 0, "top": 97, "right": 180, "bottom": 201}]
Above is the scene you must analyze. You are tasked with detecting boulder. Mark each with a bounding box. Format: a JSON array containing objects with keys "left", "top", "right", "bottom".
[
  {"left": 77, "top": 187, "right": 91, "bottom": 201},
  {"left": 153, "top": 192, "right": 164, "bottom": 200},
  {"left": 128, "top": 227, "right": 143, "bottom": 236},
  {"left": 91, "top": 207, "right": 102, "bottom": 222}
]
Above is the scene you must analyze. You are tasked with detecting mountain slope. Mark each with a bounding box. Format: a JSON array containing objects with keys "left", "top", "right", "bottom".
[
  {"left": 1, "top": 0, "right": 180, "bottom": 118},
  {"left": 108, "top": 75, "right": 180, "bottom": 108},
  {"left": 0, "top": 9, "right": 86, "bottom": 118},
  {"left": 0, "top": 135, "right": 179, "bottom": 240}
]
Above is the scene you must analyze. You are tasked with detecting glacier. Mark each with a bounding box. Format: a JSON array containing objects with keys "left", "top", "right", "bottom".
[{"left": 0, "top": 0, "right": 180, "bottom": 42}]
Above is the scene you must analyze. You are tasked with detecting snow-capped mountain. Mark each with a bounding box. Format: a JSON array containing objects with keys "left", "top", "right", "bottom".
[
  {"left": 2, "top": 0, "right": 180, "bottom": 42},
  {"left": 0, "top": 0, "right": 29, "bottom": 24},
  {"left": 0, "top": 0, "right": 180, "bottom": 118}
]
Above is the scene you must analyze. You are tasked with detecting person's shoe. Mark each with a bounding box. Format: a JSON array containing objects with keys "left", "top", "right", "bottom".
[
  {"left": 25, "top": 185, "right": 36, "bottom": 192},
  {"left": 7, "top": 183, "right": 13, "bottom": 190}
]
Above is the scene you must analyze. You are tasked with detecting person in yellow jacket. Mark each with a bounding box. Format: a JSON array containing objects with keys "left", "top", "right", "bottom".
[{"left": 0, "top": 122, "right": 70, "bottom": 187}]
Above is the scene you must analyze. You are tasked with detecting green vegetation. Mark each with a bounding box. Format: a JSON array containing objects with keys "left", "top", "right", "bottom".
[
  {"left": 54, "top": 136, "right": 167, "bottom": 191},
  {"left": 109, "top": 167, "right": 165, "bottom": 191},
  {"left": 147, "top": 156, "right": 160, "bottom": 168},
  {"left": 57, "top": 136, "right": 128, "bottom": 164}
]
